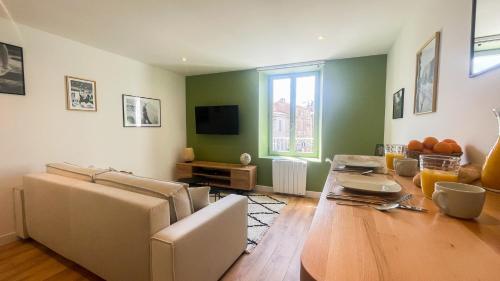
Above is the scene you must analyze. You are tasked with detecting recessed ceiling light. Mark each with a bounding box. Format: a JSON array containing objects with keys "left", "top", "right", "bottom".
[
  {"left": 182, "top": 57, "right": 187, "bottom": 62},
  {"left": 317, "top": 36, "right": 325, "bottom": 40}
]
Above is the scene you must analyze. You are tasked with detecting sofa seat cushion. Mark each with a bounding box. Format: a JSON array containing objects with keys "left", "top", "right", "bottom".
[
  {"left": 94, "top": 172, "right": 193, "bottom": 223},
  {"left": 46, "top": 162, "right": 108, "bottom": 182}
]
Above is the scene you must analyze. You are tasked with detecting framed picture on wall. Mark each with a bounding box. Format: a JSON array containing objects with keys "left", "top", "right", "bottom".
[
  {"left": 392, "top": 88, "right": 404, "bottom": 119},
  {"left": 0, "top": 42, "right": 25, "bottom": 95},
  {"left": 414, "top": 32, "right": 441, "bottom": 115},
  {"left": 122, "top": 94, "right": 161, "bottom": 127},
  {"left": 65, "top": 76, "right": 97, "bottom": 111}
]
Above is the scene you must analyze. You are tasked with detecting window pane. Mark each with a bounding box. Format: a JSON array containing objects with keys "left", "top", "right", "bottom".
[
  {"left": 473, "top": 53, "right": 500, "bottom": 74},
  {"left": 295, "top": 76, "right": 316, "bottom": 153},
  {"left": 272, "top": 78, "right": 291, "bottom": 152}
]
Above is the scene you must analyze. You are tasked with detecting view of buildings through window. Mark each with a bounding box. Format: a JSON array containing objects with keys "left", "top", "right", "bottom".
[{"left": 271, "top": 74, "right": 317, "bottom": 155}]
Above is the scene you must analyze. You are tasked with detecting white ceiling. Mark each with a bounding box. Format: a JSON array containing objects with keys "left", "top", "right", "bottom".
[{"left": 1, "top": 0, "right": 428, "bottom": 76}]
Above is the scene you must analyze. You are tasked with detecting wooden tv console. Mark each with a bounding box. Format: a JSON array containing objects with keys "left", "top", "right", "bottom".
[{"left": 175, "top": 161, "right": 257, "bottom": 191}]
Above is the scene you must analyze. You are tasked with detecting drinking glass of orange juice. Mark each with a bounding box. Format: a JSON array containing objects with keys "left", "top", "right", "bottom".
[
  {"left": 420, "top": 155, "right": 460, "bottom": 198},
  {"left": 385, "top": 144, "right": 406, "bottom": 170}
]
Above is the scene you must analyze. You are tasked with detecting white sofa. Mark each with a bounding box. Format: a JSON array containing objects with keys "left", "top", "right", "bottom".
[{"left": 14, "top": 165, "right": 248, "bottom": 281}]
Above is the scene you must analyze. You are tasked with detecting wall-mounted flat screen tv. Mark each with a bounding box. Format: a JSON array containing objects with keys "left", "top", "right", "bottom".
[{"left": 195, "top": 105, "right": 239, "bottom": 135}]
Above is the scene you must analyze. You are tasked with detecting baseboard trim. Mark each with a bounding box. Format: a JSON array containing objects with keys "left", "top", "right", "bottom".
[
  {"left": 255, "top": 185, "right": 321, "bottom": 199},
  {"left": 305, "top": 190, "right": 321, "bottom": 198},
  {"left": 0, "top": 232, "right": 18, "bottom": 246},
  {"left": 255, "top": 185, "right": 273, "bottom": 193}
]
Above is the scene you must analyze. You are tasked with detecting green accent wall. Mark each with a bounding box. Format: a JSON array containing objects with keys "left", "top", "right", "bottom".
[{"left": 186, "top": 55, "right": 387, "bottom": 192}]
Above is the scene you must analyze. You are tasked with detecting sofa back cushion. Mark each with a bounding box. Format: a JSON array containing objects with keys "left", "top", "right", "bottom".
[
  {"left": 94, "top": 172, "right": 193, "bottom": 223},
  {"left": 189, "top": 186, "right": 211, "bottom": 211},
  {"left": 46, "top": 162, "right": 107, "bottom": 182}
]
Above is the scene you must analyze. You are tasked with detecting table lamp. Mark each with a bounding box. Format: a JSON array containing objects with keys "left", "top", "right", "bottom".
[{"left": 183, "top": 148, "right": 195, "bottom": 162}]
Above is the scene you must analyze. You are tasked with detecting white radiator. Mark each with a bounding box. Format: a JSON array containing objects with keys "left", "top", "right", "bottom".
[{"left": 272, "top": 159, "right": 307, "bottom": 195}]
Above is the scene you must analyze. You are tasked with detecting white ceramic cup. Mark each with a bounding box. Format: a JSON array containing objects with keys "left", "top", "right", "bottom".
[
  {"left": 432, "top": 182, "right": 486, "bottom": 219},
  {"left": 393, "top": 158, "right": 418, "bottom": 177}
]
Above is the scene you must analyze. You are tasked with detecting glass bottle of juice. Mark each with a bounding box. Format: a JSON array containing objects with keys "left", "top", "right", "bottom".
[{"left": 481, "top": 108, "right": 500, "bottom": 191}]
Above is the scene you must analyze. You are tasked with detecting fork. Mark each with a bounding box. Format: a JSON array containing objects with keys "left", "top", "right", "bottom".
[
  {"left": 336, "top": 201, "right": 427, "bottom": 212},
  {"left": 394, "top": 193, "right": 413, "bottom": 203}
]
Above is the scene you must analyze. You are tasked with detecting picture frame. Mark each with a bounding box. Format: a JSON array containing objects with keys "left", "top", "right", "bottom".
[
  {"left": 65, "top": 76, "right": 97, "bottom": 111},
  {"left": 0, "top": 42, "right": 26, "bottom": 96},
  {"left": 414, "top": 32, "right": 441, "bottom": 115},
  {"left": 122, "top": 94, "right": 161, "bottom": 127},
  {"left": 392, "top": 88, "right": 404, "bottom": 119}
]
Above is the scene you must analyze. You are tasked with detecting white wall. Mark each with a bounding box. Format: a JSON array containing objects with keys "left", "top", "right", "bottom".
[
  {"left": 0, "top": 18, "right": 186, "bottom": 244},
  {"left": 384, "top": 0, "right": 500, "bottom": 164}
]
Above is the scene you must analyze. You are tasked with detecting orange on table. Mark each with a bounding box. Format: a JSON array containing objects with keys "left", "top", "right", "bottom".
[
  {"left": 423, "top": 137, "right": 439, "bottom": 149},
  {"left": 433, "top": 142, "right": 453, "bottom": 154},
  {"left": 442, "top": 139, "right": 457, "bottom": 144},
  {"left": 408, "top": 140, "right": 424, "bottom": 151}
]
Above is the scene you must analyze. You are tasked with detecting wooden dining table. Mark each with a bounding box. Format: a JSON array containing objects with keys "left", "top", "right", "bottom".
[{"left": 300, "top": 170, "right": 500, "bottom": 281}]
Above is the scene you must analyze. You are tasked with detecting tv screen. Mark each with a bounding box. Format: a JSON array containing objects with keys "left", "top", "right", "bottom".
[{"left": 195, "top": 105, "right": 239, "bottom": 135}]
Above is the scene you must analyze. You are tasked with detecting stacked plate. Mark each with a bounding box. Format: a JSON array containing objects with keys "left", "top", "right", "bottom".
[
  {"left": 335, "top": 174, "right": 402, "bottom": 194},
  {"left": 332, "top": 155, "right": 384, "bottom": 170},
  {"left": 331, "top": 155, "right": 399, "bottom": 194}
]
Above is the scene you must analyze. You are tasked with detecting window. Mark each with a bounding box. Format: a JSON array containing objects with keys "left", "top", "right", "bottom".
[{"left": 269, "top": 72, "right": 320, "bottom": 157}]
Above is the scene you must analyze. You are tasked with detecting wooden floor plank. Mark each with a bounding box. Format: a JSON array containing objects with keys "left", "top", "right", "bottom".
[
  {"left": 8, "top": 258, "right": 66, "bottom": 281},
  {"left": 222, "top": 196, "right": 318, "bottom": 281},
  {"left": 0, "top": 242, "right": 35, "bottom": 261},
  {"left": 0, "top": 195, "right": 318, "bottom": 281},
  {"left": 0, "top": 240, "right": 102, "bottom": 281},
  {"left": 223, "top": 197, "right": 301, "bottom": 281},
  {"left": 44, "top": 269, "right": 93, "bottom": 281},
  {"left": 282, "top": 199, "right": 318, "bottom": 281},
  {"left": 255, "top": 198, "right": 309, "bottom": 281}
]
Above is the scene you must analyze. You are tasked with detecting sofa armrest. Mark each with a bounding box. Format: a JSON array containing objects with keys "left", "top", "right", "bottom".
[{"left": 151, "top": 194, "right": 247, "bottom": 281}]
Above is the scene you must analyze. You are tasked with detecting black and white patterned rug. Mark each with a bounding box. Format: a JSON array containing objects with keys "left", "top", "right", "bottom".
[{"left": 212, "top": 192, "right": 288, "bottom": 253}]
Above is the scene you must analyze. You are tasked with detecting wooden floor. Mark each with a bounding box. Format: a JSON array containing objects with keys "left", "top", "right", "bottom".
[
  {"left": 0, "top": 196, "right": 318, "bottom": 281},
  {"left": 0, "top": 241, "right": 103, "bottom": 281}
]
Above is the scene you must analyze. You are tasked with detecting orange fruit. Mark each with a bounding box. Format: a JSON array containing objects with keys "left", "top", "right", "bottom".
[
  {"left": 408, "top": 140, "right": 424, "bottom": 151},
  {"left": 423, "top": 137, "right": 439, "bottom": 150},
  {"left": 433, "top": 142, "right": 453, "bottom": 154},
  {"left": 450, "top": 143, "right": 462, "bottom": 153},
  {"left": 422, "top": 148, "right": 434, "bottom": 154},
  {"left": 442, "top": 139, "right": 457, "bottom": 144}
]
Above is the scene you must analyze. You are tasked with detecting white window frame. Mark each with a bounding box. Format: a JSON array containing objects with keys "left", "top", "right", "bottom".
[{"left": 268, "top": 71, "right": 320, "bottom": 157}]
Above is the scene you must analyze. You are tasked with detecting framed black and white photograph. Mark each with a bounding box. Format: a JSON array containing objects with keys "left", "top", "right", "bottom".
[
  {"left": 414, "top": 32, "right": 441, "bottom": 115},
  {"left": 0, "top": 42, "right": 25, "bottom": 95},
  {"left": 392, "top": 88, "right": 404, "bottom": 119},
  {"left": 66, "top": 76, "right": 97, "bottom": 111},
  {"left": 122, "top": 94, "right": 161, "bottom": 127}
]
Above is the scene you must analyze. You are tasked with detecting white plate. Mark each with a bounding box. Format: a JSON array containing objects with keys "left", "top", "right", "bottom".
[
  {"left": 333, "top": 155, "right": 384, "bottom": 168},
  {"left": 336, "top": 174, "right": 402, "bottom": 194}
]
